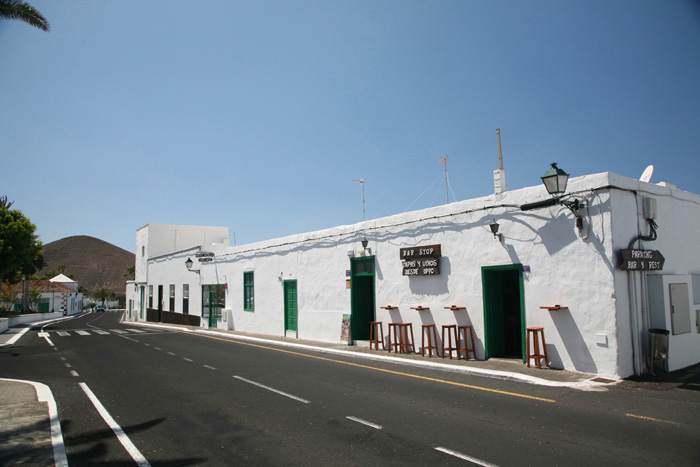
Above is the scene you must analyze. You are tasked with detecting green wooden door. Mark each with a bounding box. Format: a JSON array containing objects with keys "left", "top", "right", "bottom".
[
  {"left": 202, "top": 284, "right": 225, "bottom": 327},
  {"left": 482, "top": 265, "right": 525, "bottom": 361},
  {"left": 351, "top": 257, "right": 375, "bottom": 341},
  {"left": 284, "top": 280, "right": 298, "bottom": 333}
]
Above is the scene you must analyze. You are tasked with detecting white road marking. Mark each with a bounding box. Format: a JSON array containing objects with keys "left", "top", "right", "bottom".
[
  {"left": 64, "top": 363, "right": 71, "bottom": 368},
  {"left": 346, "top": 416, "right": 382, "bottom": 430},
  {"left": 93, "top": 330, "right": 110, "bottom": 335},
  {"left": 144, "top": 343, "right": 150, "bottom": 346},
  {"left": 126, "top": 329, "right": 146, "bottom": 333},
  {"left": 70, "top": 371, "right": 79, "bottom": 377},
  {"left": 154, "top": 347, "right": 162, "bottom": 351},
  {"left": 57, "top": 331, "right": 70, "bottom": 337},
  {"left": 203, "top": 365, "right": 217, "bottom": 370},
  {"left": 75, "top": 330, "right": 90, "bottom": 336},
  {"left": 60, "top": 357, "right": 66, "bottom": 361},
  {"left": 233, "top": 376, "right": 310, "bottom": 404},
  {"left": 183, "top": 358, "right": 193, "bottom": 362},
  {"left": 37, "top": 331, "right": 55, "bottom": 346},
  {"left": 110, "top": 329, "right": 127, "bottom": 334},
  {"left": 79, "top": 383, "right": 151, "bottom": 467},
  {"left": 434, "top": 447, "right": 500, "bottom": 467},
  {"left": 167, "top": 352, "right": 175, "bottom": 356}
]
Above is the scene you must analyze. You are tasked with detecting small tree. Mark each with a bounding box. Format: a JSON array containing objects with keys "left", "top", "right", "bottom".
[
  {"left": 0, "top": 280, "right": 19, "bottom": 311},
  {"left": 0, "top": 196, "right": 44, "bottom": 288},
  {"left": 27, "top": 287, "right": 41, "bottom": 312}
]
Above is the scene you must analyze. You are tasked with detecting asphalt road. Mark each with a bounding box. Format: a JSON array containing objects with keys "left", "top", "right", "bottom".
[{"left": 1, "top": 312, "right": 699, "bottom": 466}]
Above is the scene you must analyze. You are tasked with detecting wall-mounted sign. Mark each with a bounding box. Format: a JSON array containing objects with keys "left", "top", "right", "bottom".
[
  {"left": 400, "top": 244, "right": 441, "bottom": 276},
  {"left": 346, "top": 270, "right": 351, "bottom": 277},
  {"left": 619, "top": 249, "right": 665, "bottom": 271},
  {"left": 196, "top": 252, "right": 215, "bottom": 262},
  {"left": 400, "top": 244, "right": 441, "bottom": 259},
  {"left": 346, "top": 279, "right": 351, "bottom": 289}
]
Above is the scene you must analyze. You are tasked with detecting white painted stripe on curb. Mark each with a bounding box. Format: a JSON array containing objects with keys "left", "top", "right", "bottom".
[
  {"left": 234, "top": 376, "right": 310, "bottom": 404},
  {"left": 80, "top": 383, "right": 150, "bottom": 467},
  {"left": 435, "top": 447, "right": 499, "bottom": 466},
  {"left": 0, "top": 378, "right": 68, "bottom": 467},
  {"left": 346, "top": 416, "right": 382, "bottom": 430}
]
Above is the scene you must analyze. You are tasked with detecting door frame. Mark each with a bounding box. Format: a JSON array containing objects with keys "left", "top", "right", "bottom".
[{"left": 481, "top": 264, "right": 526, "bottom": 362}]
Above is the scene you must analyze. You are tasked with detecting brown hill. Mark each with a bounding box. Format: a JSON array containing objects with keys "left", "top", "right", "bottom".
[{"left": 40, "top": 236, "right": 135, "bottom": 299}]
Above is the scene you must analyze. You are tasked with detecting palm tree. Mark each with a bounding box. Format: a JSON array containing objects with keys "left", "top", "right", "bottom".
[
  {"left": 0, "top": 1, "right": 50, "bottom": 32},
  {"left": 123, "top": 265, "right": 135, "bottom": 279},
  {"left": 94, "top": 288, "right": 110, "bottom": 306}
]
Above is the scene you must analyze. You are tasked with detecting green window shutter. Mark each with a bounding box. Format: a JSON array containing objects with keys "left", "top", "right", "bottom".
[{"left": 244, "top": 272, "right": 254, "bottom": 311}]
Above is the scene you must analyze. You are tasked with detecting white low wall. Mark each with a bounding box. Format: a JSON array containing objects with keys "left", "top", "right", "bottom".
[{"left": 0, "top": 312, "right": 65, "bottom": 332}]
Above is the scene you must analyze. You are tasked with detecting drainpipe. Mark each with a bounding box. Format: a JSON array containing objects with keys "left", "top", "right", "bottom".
[{"left": 627, "top": 194, "right": 659, "bottom": 375}]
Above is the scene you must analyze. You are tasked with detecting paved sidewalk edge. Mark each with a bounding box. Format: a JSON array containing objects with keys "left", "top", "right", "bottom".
[
  {"left": 0, "top": 313, "right": 85, "bottom": 348},
  {"left": 128, "top": 321, "right": 611, "bottom": 391},
  {"left": 0, "top": 378, "right": 68, "bottom": 467}
]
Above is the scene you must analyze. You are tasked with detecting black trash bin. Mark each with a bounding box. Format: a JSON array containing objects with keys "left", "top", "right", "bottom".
[{"left": 649, "top": 328, "right": 670, "bottom": 374}]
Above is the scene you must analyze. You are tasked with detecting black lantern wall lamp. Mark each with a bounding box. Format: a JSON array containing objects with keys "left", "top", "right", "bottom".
[
  {"left": 185, "top": 258, "right": 200, "bottom": 274},
  {"left": 489, "top": 220, "right": 503, "bottom": 241},
  {"left": 541, "top": 163, "right": 584, "bottom": 229}
]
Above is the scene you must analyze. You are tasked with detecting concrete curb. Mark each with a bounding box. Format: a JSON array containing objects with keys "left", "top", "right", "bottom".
[
  {"left": 0, "top": 378, "right": 68, "bottom": 467},
  {"left": 128, "top": 321, "right": 612, "bottom": 391}
]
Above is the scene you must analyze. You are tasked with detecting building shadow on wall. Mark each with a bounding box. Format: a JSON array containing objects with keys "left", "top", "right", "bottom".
[{"left": 549, "top": 308, "right": 598, "bottom": 374}]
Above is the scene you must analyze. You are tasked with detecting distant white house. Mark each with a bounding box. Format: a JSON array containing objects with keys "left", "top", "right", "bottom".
[
  {"left": 126, "top": 171, "right": 700, "bottom": 379},
  {"left": 7, "top": 274, "right": 83, "bottom": 315}
]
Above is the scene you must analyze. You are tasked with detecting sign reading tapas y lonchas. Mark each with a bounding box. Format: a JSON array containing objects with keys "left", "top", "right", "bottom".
[{"left": 400, "top": 244, "right": 441, "bottom": 276}]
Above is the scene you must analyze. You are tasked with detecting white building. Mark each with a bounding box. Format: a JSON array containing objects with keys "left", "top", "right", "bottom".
[
  {"left": 126, "top": 171, "right": 700, "bottom": 379},
  {"left": 7, "top": 274, "right": 83, "bottom": 315}
]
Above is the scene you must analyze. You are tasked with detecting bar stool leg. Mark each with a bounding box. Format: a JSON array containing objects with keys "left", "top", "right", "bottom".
[{"left": 370, "top": 321, "right": 384, "bottom": 350}]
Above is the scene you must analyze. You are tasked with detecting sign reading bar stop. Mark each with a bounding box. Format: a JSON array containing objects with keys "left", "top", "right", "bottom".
[{"left": 620, "top": 249, "right": 665, "bottom": 271}]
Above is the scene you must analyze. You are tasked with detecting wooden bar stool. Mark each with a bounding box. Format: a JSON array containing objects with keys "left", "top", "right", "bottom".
[
  {"left": 526, "top": 327, "right": 549, "bottom": 368},
  {"left": 398, "top": 323, "right": 415, "bottom": 354},
  {"left": 441, "top": 324, "right": 458, "bottom": 359},
  {"left": 387, "top": 323, "right": 401, "bottom": 353},
  {"left": 457, "top": 325, "right": 476, "bottom": 360},
  {"left": 369, "top": 321, "right": 384, "bottom": 350},
  {"left": 421, "top": 324, "right": 439, "bottom": 357}
]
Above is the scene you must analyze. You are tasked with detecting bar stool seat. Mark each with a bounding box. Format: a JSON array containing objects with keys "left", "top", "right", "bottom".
[
  {"left": 421, "top": 324, "right": 439, "bottom": 357},
  {"left": 526, "top": 327, "right": 549, "bottom": 368},
  {"left": 441, "top": 324, "right": 458, "bottom": 359},
  {"left": 369, "top": 321, "right": 384, "bottom": 350},
  {"left": 457, "top": 325, "right": 476, "bottom": 360}
]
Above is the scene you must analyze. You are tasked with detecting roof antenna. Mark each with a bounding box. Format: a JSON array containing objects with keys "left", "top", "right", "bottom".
[
  {"left": 440, "top": 156, "right": 449, "bottom": 203},
  {"left": 494, "top": 129, "right": 507, "bottom": 194}
]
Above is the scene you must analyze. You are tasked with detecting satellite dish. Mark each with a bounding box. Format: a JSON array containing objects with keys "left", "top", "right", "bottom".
[{"left": 640, "top": 165, "right": 654, "bottom": 183}]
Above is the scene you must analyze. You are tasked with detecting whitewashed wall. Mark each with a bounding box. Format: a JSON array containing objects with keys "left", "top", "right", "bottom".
[{"left": 132, "top": 172, "right": 700, "bottom": 378}]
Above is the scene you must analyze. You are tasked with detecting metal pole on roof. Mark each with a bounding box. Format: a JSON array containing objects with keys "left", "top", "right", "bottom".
[{"left": 352, "top": 179, "right": 366, "bottom": 221}]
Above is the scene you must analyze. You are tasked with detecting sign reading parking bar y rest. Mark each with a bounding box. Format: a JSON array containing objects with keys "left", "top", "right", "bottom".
[{"left": 619, "top": 249, "right": 665, "bottom": 271}]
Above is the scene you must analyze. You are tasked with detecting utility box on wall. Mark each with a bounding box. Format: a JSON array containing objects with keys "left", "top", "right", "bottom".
[{"left": 647, "top": 274, "right": 699, "bottom": 371}]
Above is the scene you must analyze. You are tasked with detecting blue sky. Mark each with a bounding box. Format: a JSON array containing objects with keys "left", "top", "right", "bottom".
[{"left": 2, "top": 1, "right": 699, "bottom": 253}]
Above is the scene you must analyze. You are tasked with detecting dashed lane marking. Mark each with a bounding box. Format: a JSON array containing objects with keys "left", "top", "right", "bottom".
[{"left": 182, "top": 331, "right": 556, "bottom": 403}]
